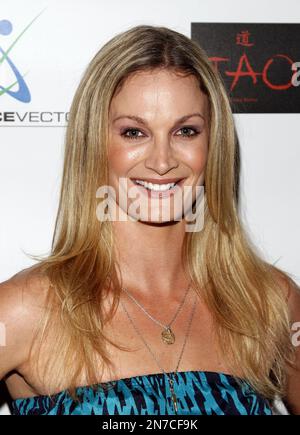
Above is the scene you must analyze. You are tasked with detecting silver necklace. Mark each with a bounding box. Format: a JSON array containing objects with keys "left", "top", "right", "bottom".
[
  {"left": 121, "top": 283, "right": 191, "bottom": 345},
  {"left": 120, "top": 292, "right": 197, "bottom": 413}
]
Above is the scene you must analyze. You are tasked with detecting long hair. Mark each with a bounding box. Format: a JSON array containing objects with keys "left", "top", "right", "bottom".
[{"left": 27, "top": 24, "right": 297, "bottom": 403}]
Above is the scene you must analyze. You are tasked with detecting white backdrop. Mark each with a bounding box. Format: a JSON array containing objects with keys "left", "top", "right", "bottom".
[{"left": 0, "top": 0, "right": 299, "bottom": 415}]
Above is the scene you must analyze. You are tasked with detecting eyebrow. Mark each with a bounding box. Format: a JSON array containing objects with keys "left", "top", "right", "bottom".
[{"left": 112, "top": 112, "right": 205, "bottom": 126}]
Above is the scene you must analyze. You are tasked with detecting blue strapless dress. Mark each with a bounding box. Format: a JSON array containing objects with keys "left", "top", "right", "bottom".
[{"left": 10, "top": 370, "right": 273, "bottom": 415}]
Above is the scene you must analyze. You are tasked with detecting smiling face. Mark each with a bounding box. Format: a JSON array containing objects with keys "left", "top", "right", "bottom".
[{"left": 107, "top": 68, "right": 209, "bottom": 225}]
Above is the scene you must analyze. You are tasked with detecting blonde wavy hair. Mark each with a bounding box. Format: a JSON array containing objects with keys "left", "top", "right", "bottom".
[{"left": 27, "top": 24, "right": 297, "bottom": 404}]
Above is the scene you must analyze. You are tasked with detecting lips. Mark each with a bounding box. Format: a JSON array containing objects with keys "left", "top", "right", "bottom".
[
  {"left": 130, "top": 177, "right": 184, "bottom": 185},
  {"left": 129, "top": 177, "right": 186, "bottom": 199}
]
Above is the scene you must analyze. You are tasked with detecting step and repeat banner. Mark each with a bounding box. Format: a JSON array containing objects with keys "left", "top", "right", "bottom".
[{"left": 1, "top": 0, "right": 299, "bottom": 415}]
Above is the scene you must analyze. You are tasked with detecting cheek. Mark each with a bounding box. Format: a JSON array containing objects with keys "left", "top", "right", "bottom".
[
  {"left": 107, "top": 145, "right": 132, "bottom": 180},
  {"left": 108, "top": 148, "right": 122, "bottom": 178},
  {"left": 108, "top": 136, "right": 145, "bottom": 179},
  {"left": 182, "top": 143, "right": 208, "bottom": 175},
  {"left": 193, "top": 153, "right": 207, "bottom": 174}
]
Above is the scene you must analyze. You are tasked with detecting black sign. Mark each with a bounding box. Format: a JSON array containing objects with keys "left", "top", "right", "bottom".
[{"left": 191, "top": 23, "right": 300, "bottom": 113}]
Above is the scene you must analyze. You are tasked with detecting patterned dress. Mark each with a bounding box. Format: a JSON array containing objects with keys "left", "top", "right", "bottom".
[{"left": 10, "top": 370, "right": 273, "bottom": 415}]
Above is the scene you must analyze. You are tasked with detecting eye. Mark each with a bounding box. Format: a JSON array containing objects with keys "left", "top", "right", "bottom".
[
  {"left": 121, "top": 128, "right": 145, "bottom": 140},
  {"left": 176, "top": 126, "right": 200, "bottom": 138},
  {"left": 120, "top": 126, "right": 201, "bottom": 141}
]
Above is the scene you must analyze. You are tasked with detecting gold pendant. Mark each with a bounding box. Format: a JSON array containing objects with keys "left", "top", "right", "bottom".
[
  {"left": 169, "top": 377, "right": 178, "bottom": 412},
  {"left": 161, "top": 326, "right": 175, "bottom": 344}
]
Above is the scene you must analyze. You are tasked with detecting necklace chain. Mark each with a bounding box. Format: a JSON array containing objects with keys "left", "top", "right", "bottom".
[
  {"left": 119, "top": 292, "right": 197, "bottom": 413},
  {"left": 121, "top": 283, "right": 191, "bottom": 329}
]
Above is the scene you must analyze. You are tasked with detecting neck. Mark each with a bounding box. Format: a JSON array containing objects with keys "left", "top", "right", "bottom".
[{"left": 112, "top": 218, "right": 190, "bottom": 299}]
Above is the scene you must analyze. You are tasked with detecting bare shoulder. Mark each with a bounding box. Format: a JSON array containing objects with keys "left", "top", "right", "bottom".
[
  {"left": 272, "top": 266, "right": 300, "bottom": 333},
  {"left": 270, "top": 266, "right": 299, "bottom": 302},
  {"left": 270, "top": 266, "right": 300, "bottom": 332},
  {"left": 271, "top": 267, "right": 300, "bottom": 414},
  {"left": 285, "top": 277, "right": 300, "bottom": 414},
  {"left": 0, "top": 264, "right": 51, "bottom": 380},
  {"left": 285, "top": 275, "right": 300, "bottom": 320}
]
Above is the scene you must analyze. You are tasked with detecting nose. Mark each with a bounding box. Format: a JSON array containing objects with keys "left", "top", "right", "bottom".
[{"left": 144, "top": 136, "right": 179, "bottom": 175}]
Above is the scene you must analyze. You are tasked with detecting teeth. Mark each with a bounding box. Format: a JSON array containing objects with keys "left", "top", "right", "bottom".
[{"left": 134, "top": 179, "right": 177, "bottom": 191}]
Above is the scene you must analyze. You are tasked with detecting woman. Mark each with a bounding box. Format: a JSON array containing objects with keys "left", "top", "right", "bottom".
[{"left": 1, "top": 24, "right": 299, "bottom": 415}]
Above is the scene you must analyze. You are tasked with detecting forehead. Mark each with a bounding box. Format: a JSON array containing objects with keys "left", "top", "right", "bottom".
[{"left": 110, "top": 69, "right": 208, "bottom": 117}]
